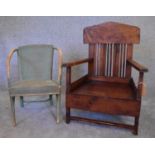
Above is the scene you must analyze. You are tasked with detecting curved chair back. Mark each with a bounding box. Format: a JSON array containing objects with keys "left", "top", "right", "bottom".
[{"left": 17, "top": 44, "right": 54, "bottom": 80}]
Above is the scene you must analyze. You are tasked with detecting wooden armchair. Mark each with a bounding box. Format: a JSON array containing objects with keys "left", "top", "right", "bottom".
[
  {"left": 63, "top": 22, "right": 148, "bottom": 135},
  {"left": 6, "top": 44, "right": 63, "bottom": 126}
]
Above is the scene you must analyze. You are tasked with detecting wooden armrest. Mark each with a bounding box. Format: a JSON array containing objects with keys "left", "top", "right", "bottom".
[
  {"left": 63, "top": 58, "right": 93, "bottom": 67},
  {"left": 127, "top": 59, "right": 148, "bottom": 72}
]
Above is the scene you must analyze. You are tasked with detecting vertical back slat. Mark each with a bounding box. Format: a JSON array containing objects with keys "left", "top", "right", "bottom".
[
  {"left": 106, "top": 44, "right": 109, "bottom": 76},
  {"left": 121, "top": 44, "right": 124, "bottom": 77},
  {"left": 126, "top": 44, "right": 133, "bottom": 78},
  {"left": 107, "top": 44, "right": 110, "bottom": 77},
  {"left": 88, "top": 44, "right": 96, "bottom": 76},
  {"left": 118, "top": 44, "right": 122, "bottom": 77},
  {"left": 99, "top": 44, "right": 106, "bottom": 76},
  {"left": 97, "top": 44, "right": 100, "bottom": 76},
  {"left": 95, "top": 44, "right": 99, "bottom": 76},
  {"left": 105, "top": 44, "right": 108, "bottom": 76},
  {"left": 113, "top": 44, "right": 120, "bottom": 77},
  {"left": 123, "top": 44, "right": 127, "bottom": 77},
  {"left": 109, "top": 44, "right": 112, "bottom": 76},
  {"left": 111, "top": 44, "right": 114, "bottom": 77}
]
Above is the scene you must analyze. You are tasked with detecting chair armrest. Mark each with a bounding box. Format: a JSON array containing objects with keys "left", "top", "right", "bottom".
[
  {"left": 63, "top": 58, "right": 93, "bottom": 93},
  {"left": 63, "top": 58, "right": 93, "bottom": 67},
  {"left": 127, "top": 59, "right": 148, "bottom": 98},
  {"left": 127, "top": 59, "right": 148, "bottom": 72},
  {"left": 6, "top": 48, "right": 18, "bottom": 81}
]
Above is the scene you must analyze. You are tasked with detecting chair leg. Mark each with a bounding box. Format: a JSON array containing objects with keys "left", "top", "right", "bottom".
[
  {"left": 66, "top": 107, "right": 70, "bottom": 124},
  {"left": 20, "top": 96, "right": 24, "bottom": 107},
  {"left": 133, "top": 116, "right": 139, "bottom": 135},
  {"left": 56, "top": 94, "right": 61, "bottom": 124},
  {"left": 49, "top": 95, "right": 53, "bottom": 105},
  {"left": 10, "top": 96, "right": 16, "bottom": 127}
]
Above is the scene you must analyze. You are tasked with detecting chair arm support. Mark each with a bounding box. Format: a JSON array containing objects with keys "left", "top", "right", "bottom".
[
  {"left": 137, "top": 72, "right": 145, "bottom": 99},
  {"left": 65, "top": 65, "right": 88, "bottom": 93},
  {"left": 127, "top": 59, "right": 148, "bottom": 72},
  {"left": 54, "top": 48, "right": 63, "bottom": 83},
  {"left": 62, "top": 58, "right": 93, "bottom": 67},
  {"left": 6, "top": 48, "right": 18, "bottom": 81},
  {"left": 65, "top": 66, "right": 71, "bottom": 93},
  {"left": 63, "top": 58, "right": 92, "bottom": 93}
]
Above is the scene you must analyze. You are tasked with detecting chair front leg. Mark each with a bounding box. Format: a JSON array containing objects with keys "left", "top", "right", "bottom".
[
  {"left": 133, "top": 116, "right": 139, "bottom": 135},
  {"left": 10, "top": 96, "right": 16, "bottom": 127},
  {"left": 56, "top": 94, "right": 61, "bottom": 124},
  {"left": 65, "top": 66, "right": 71, "bottom": 124}
]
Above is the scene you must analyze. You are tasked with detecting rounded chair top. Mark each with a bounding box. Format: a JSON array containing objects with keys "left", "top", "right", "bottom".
[{"left": 83, "top": 22, "right": 140, "bottom": 44}]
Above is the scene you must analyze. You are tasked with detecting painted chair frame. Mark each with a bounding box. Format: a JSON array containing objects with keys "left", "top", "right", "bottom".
[{"left": 6, "top": 45, "right": 63, "bottom": 126}]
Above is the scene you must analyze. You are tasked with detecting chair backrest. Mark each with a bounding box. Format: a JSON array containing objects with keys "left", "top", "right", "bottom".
[
  {"left": 17, "top": 44, "right": 54, "bottom": 80},
  {"left": 84, "top": 22, "right": 140, "bottom": 80}
]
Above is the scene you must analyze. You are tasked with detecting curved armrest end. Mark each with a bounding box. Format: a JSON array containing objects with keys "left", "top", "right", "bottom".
[
  {"left": 6, "top": 48, "right": 18, "bottom": 80},
  {"left": 127, "top": 59, "right": 148, "bottom": 72}
]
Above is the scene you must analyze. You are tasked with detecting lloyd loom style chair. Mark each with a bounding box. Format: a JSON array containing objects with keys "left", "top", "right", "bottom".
[
  {"left": 6, "top": 44, "right": 62, "bottom": 126},
  {"left": 63, "top": 22, "right": 148, "bottom": 135}
]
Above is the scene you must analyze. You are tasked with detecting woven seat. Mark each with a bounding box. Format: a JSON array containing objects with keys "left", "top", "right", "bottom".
[{"left": 9, "top": 80, "right": 60, "bottom": 96}]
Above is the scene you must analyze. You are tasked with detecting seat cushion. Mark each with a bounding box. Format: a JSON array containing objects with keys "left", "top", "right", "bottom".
[{"left": 9, "top": 80, "right": 61, "bottom": 96}]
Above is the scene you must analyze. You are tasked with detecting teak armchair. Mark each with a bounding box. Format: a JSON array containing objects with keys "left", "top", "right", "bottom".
[
  {"left": 6, "top": 44, "right": 62, "bottom": 126},
  {"left": 63, "top": 22, "right": 148, "bottom": 135}
]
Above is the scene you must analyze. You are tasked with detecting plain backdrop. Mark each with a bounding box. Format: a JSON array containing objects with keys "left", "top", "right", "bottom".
[{"left": 0, "top": 16, "right": 154, "bottom": 98}]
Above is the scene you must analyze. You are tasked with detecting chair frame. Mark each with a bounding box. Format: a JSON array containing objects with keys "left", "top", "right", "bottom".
[
  {"left": 63, "top": 22, "right": 148, "bottom": 135},
  {"left": 6, "top": 46, "right": 63, "bottom": 126}
]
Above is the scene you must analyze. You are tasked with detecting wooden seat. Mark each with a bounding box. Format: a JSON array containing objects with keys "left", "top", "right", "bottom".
[
  {"left": 63, "top": 22, "right": 148, "bottom": 135},
  {"left": 71, "top": 80, "right": 136, "bottom": 100}
]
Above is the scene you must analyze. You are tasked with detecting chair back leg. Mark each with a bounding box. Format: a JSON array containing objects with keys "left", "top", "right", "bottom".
[
  {"left": 66, "top": 108, "right": 71, "bottom": 124},
  {"left": 20, "top": 96, "right": 24, "bottom": 107},
  {"left": 10, "top": 96, "right": 16, "bottom": 127},
  {"left": 49, "top": 95, "right": 53, "bottom": 105},
  {"left": 133, "top": 116, "right": 139, "bottom": 135}
]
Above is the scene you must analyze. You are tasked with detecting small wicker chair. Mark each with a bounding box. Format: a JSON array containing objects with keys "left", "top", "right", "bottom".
[{"left": 6, "top": 44, "right": 63, "bottom": 126}]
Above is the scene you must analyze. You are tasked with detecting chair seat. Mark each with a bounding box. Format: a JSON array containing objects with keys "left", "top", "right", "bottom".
[
  {"left": 9, "top": 80, "right": 61, "bottom": 96},
  {"left": 71, "top": 80, "right": 136, "bottom": 100}
]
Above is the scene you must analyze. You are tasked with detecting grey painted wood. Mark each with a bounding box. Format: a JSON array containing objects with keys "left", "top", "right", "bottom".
[
  {"left": 7, "top": 44, "right": 63, "bottom": 126},
  {"left": 9, "top": 80, "right": 60, "bottom": 96}
]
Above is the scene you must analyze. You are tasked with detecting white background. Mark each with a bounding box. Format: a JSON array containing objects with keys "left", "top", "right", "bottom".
[{"left": 0, "top": 0, "right": 154, "bottom": 155}]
